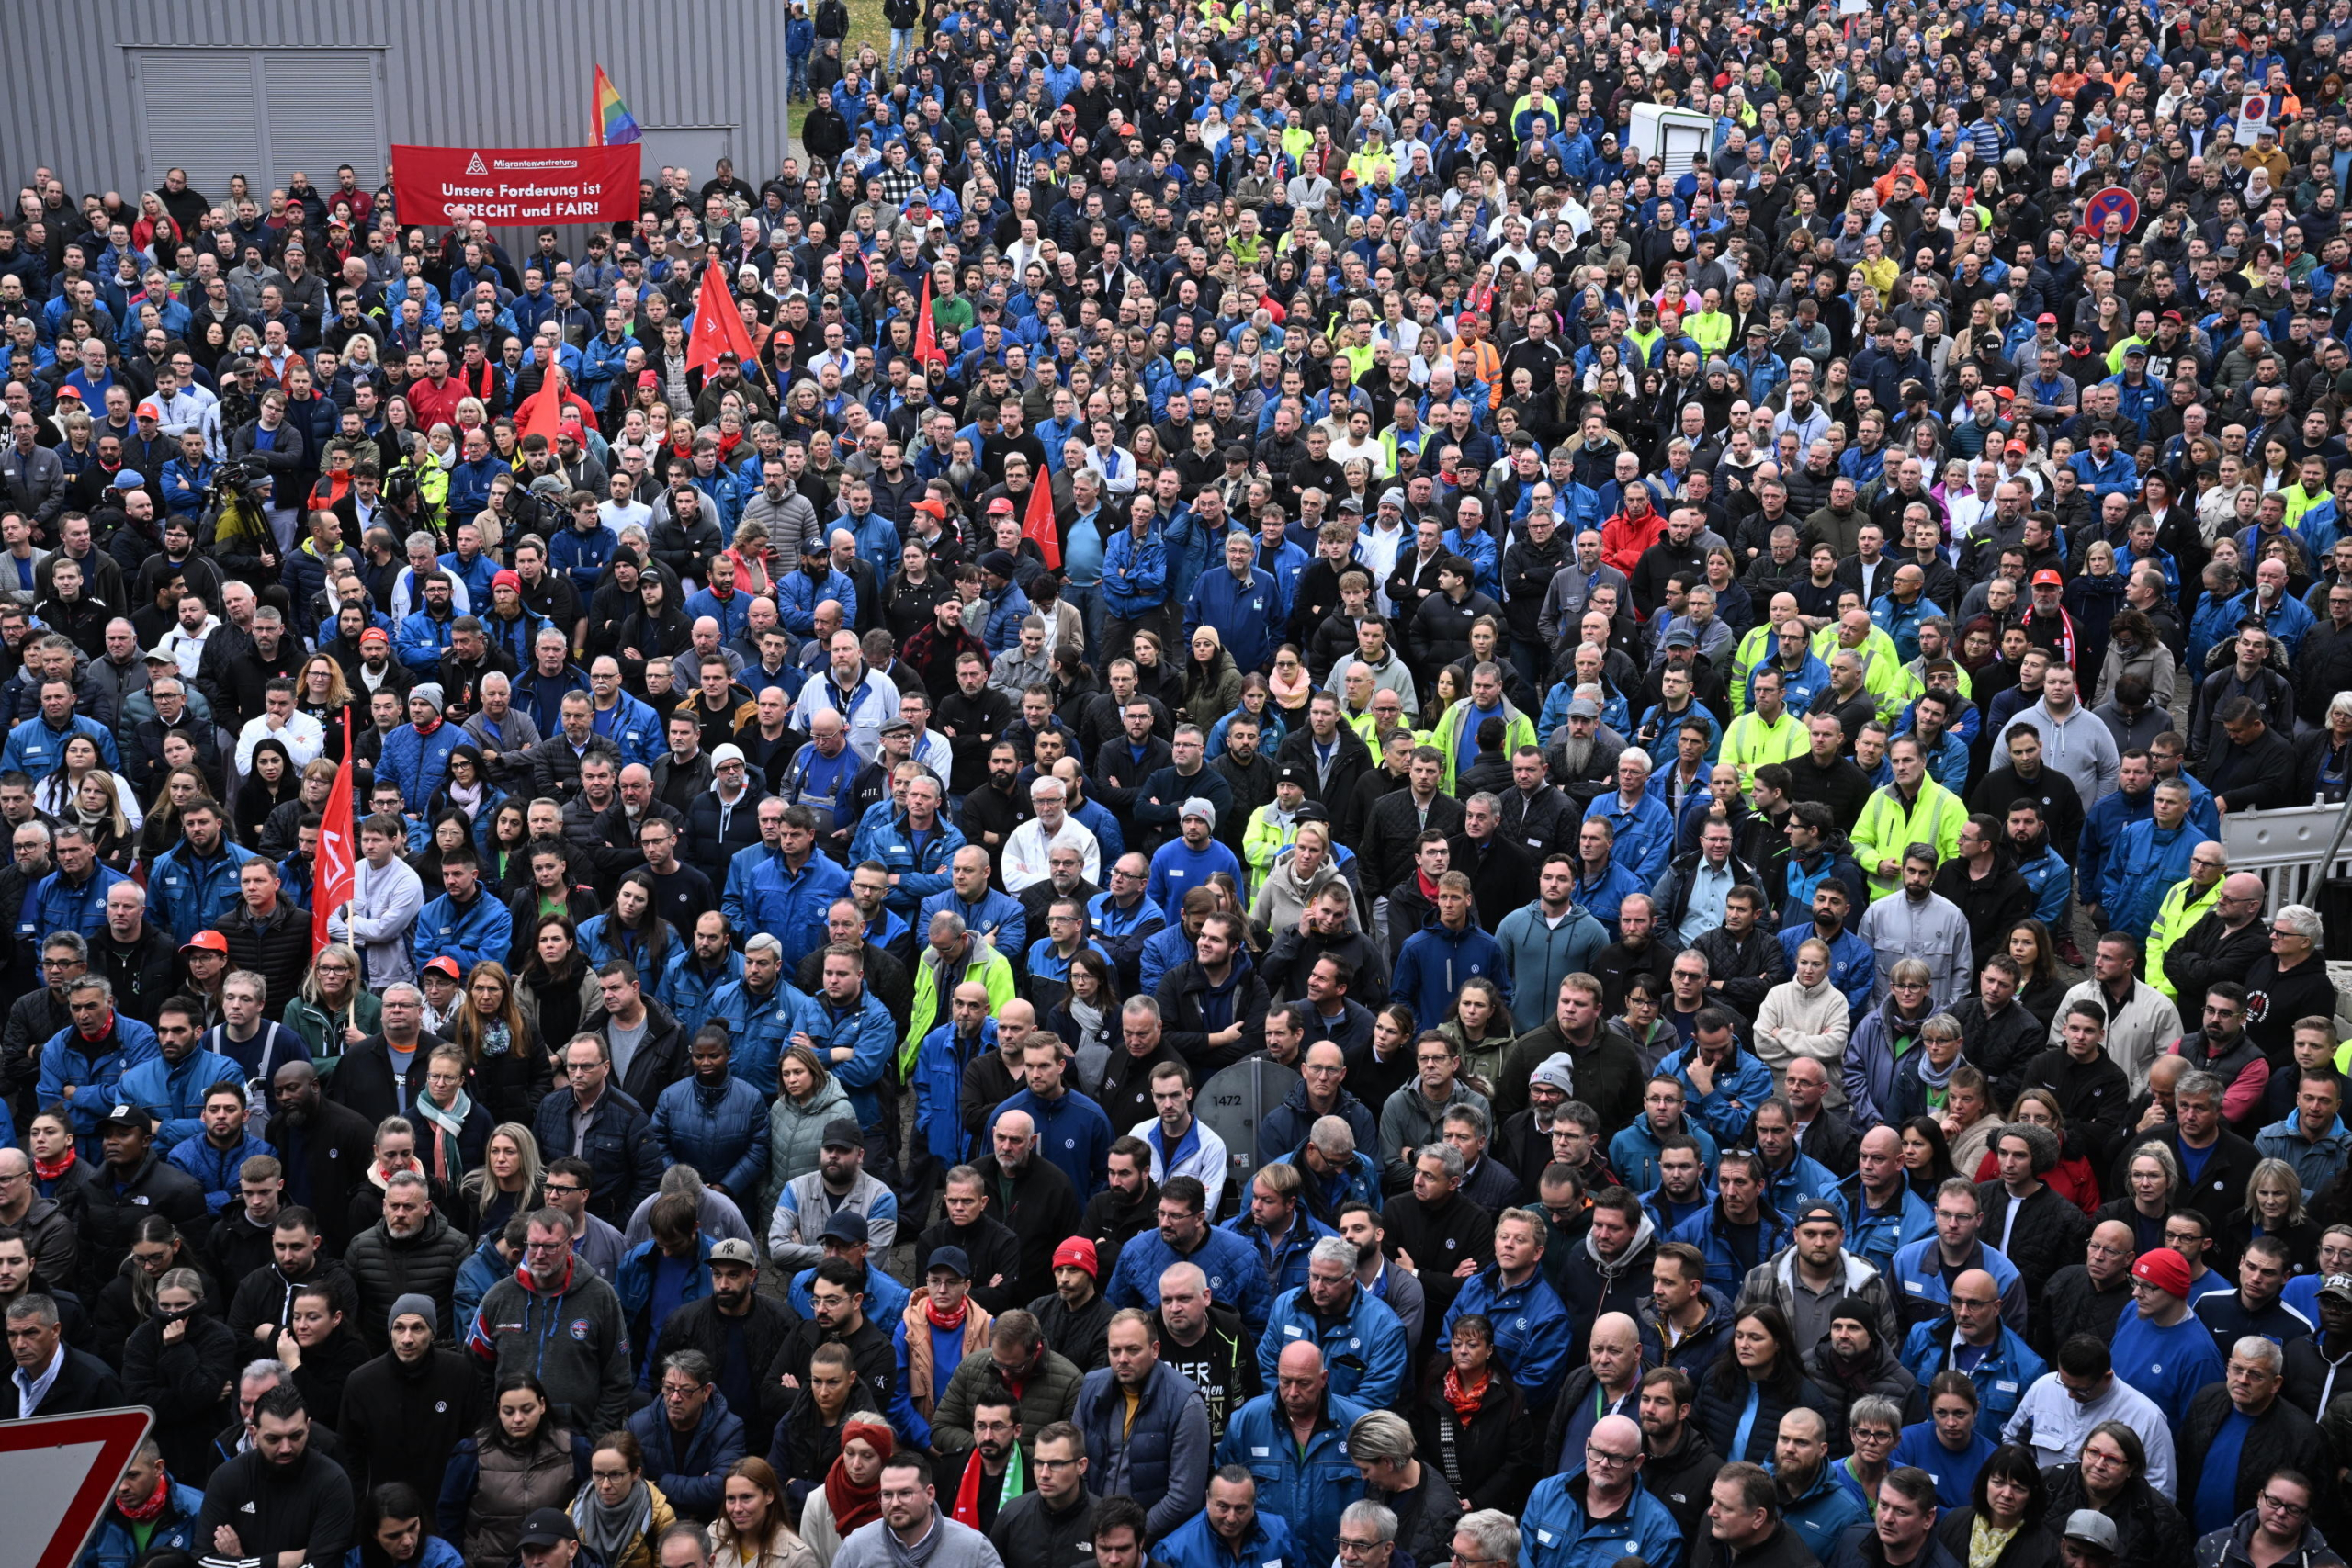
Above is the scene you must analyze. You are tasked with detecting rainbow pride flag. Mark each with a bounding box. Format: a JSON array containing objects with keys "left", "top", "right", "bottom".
[{"left": 594, "top": 65, "right": 641, "bottom": 145}]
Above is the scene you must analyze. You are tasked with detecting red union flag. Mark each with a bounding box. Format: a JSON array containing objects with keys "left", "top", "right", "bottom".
[
  {"left": 686, "top": 261, "right": 759, "bottom": 374},
  {"left": 1023, "top": 461, "right": 1061, "bottom": 570},
  {"left": 314, "top": 721, "right": 356, "bottom": 954},
  {"left": 914, "top": 276, "right": 947, "bottom": 368},
  {"left": 390, "top": 143, "right": 639, "bottom": 227}
]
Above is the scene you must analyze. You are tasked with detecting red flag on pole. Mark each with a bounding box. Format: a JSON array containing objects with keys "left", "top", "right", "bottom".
[
  {"left": 1022, "top": 462, "right": 1061, "bottom": 570},
  {"left": 913, "top": 275, "right": 945, "bottom": 369},
  {"left": 313, "top": 718, "right": 356, "bottom": 954},
  {"left": 685, "top": 261, "right": 759, "bottom": 374},
  {"left": 518, "top": 373, "right": 567, "bottom": 450}
]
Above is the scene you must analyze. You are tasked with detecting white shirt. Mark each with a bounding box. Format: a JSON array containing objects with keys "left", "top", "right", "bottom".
[
  {"left": 1001, "top": 814, "right": 1102, "bottom": 892},
  {"left": 235, "top": 708, "right": 326, "bottom": 775},
  {"left": 792, "top": 667, "right": 901, "bottom": 763},
  {"left": 160, "top": 615, "right": 219, "bottom": 678},
  {"left": 601, "top": 498, "right": 654, "bottom": 535},
  {"left": 329, "top": 853, "right": 425, "bottom": 987},
  {"left": 1130, "top": 1113, "right": 1230, "bottom": 1216},
  {"left": 390, "top": 566, "right": 472, "bottom": 622},
  {"left": 2003, "top": 1370, "right": 2177, "bottom": 1498}
]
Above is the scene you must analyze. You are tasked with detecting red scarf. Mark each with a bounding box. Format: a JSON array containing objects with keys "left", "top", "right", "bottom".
[
  {"left": 1416, "top": 868, "right": 1442, "bottom": 903},
  {"left": 413, "top": 716, "right": 443, "bottom": 737},
  {"left": 924, "top": 1293, "right": 969, "bottom": 1333},
  {"left": 1442, "top": 1365, "right": 1489, "bottom": 1425},
  {"left": 825, "top": 1420, "right": 893, "bottom": 1533},
  {"left": 32, "top": 1147, "right": 75, "bottom": 1183},
  {"left": 117, "top": 1467, "right": 172, "bottom": 1523}
]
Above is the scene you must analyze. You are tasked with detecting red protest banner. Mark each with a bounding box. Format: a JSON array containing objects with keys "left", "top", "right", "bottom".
[{"left": 391, "top": 143, "right": 640, "bottom": 227}]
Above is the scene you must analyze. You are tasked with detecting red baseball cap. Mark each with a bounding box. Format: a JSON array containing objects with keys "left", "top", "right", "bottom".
[
  {"left": 2031, "top": 569, "right": 2064, "bottom": 587},
  {"left": 179, "top": 931, "right": 230, "bottom": 954},
  {"left": 359, "top": 627, "right": 390, "bottom": 649},
  {"left": 422, "top": 956, "right": 464, "bottom": 982}
]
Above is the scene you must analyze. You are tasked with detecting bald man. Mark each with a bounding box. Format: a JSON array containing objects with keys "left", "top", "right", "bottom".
[
  {"left": 1215, "top": 1341, "right": 1370, "bottom": 1566},
  {"left": 1521, "top": 1412, "right": 1681, "bottom": 1568},
  {"left": 2152, "top": 870, "right": 2269, "bottom": 1024},
  {"left": 1550, "top": 1312, "right": 1644, "bottom": 1472},
  {"left": 1896, "top": 1265, "right": 2044, "bottom": 1427}
]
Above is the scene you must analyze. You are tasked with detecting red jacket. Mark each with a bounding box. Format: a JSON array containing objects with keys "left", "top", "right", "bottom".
[{"left": 1600, "top": 507, "right": 1666, "bottom": 575}]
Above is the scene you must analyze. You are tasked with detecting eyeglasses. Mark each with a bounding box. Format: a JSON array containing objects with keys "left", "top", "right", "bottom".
[
  {"left": 2259, "top": 1495, "right": 2310, "bottom": 1517},
  {"left": 660, "top": 1382, "right": 706, "bottom": 1399},
  {"left": 543, "top": 1183, "right": 584, "bottom": 1196},
  {"left": 1584, "top": 1446, "right": 1640, "bottom": 1468}
]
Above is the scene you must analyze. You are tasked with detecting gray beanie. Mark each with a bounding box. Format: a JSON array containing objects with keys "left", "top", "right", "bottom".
[
  {"left": 410, "top": 682, "right": 446, "bottom": 712},
  {"left": 389, "top": 1292, "right": 438, "bottom": 1334}
]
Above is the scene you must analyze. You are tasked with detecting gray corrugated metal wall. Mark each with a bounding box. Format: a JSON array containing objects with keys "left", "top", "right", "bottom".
[{"left": 0, "top": 0, "right": 791, "bottom": 210}]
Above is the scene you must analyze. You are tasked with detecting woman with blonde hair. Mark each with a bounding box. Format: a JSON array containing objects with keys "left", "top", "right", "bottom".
[
  {"left": 60, "top": 764, "right": 139, "bottom": 869},
  {"left": 139, "top": 764, "right": 212, "bottom": 866},
  {"left": 296, "top": 653, "right": 354, "bottom": 758},
  {"left": 459, "top": 1123, "right": 546, "bottom": 1241},
  {"left": 285, "top": 942, "right": 381, "bottom": 1067},
  {"left": 2222, "top": 1156, "right": 2321, "bottom": 1274},
  {"left": 715, "top": 1458, "right": 818, "bottom": 1568}
]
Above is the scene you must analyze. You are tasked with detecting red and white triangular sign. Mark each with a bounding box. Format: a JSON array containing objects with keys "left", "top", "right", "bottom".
[{"left": 0, "top": 1407, "right": 153, "bottom": 1568}]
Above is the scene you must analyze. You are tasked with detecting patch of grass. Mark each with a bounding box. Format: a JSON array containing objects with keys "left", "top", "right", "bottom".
[{"left": 789, "top": 0, "right": 892, "bottom": 139}]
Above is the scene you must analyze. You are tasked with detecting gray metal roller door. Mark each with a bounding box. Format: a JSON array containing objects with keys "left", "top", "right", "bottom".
[{"left": 131, "top": 48, "right": 385, "bottom": 199}]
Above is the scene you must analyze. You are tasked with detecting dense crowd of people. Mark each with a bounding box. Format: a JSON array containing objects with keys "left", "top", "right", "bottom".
[{"left": 9, "top": 5, "right": 2352, "bottom": 1568}]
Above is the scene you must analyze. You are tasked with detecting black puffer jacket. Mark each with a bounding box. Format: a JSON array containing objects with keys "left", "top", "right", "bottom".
[
  {"left": 1975, "top": 1179, "right": 2090, "bottom": 1323},
  {"left": 340, "top": 1209, "right": 471, "bottom": 1351}
]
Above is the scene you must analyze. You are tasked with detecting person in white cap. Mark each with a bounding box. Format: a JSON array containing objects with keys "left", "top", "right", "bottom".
[{"left": 1144, "top": 795, "right": 1241, "bottom": 912}]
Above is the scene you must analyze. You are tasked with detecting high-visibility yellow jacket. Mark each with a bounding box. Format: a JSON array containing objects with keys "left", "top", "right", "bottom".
[
  {"left": 1720, "top": 708, "right": 1808, "bottom": 791},
  {"left": 1849, "top": 777, "right": 1965, "bottom": 898},
  {"left": 2145, "top": 874, "right": 2227, "bottom": 1001},
  {"left": 1811, "top": 625, "right": 1907, "bottom": 722},
  {"left": 902, "top": 942, "right": 1017, "bottom": 1069}
]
